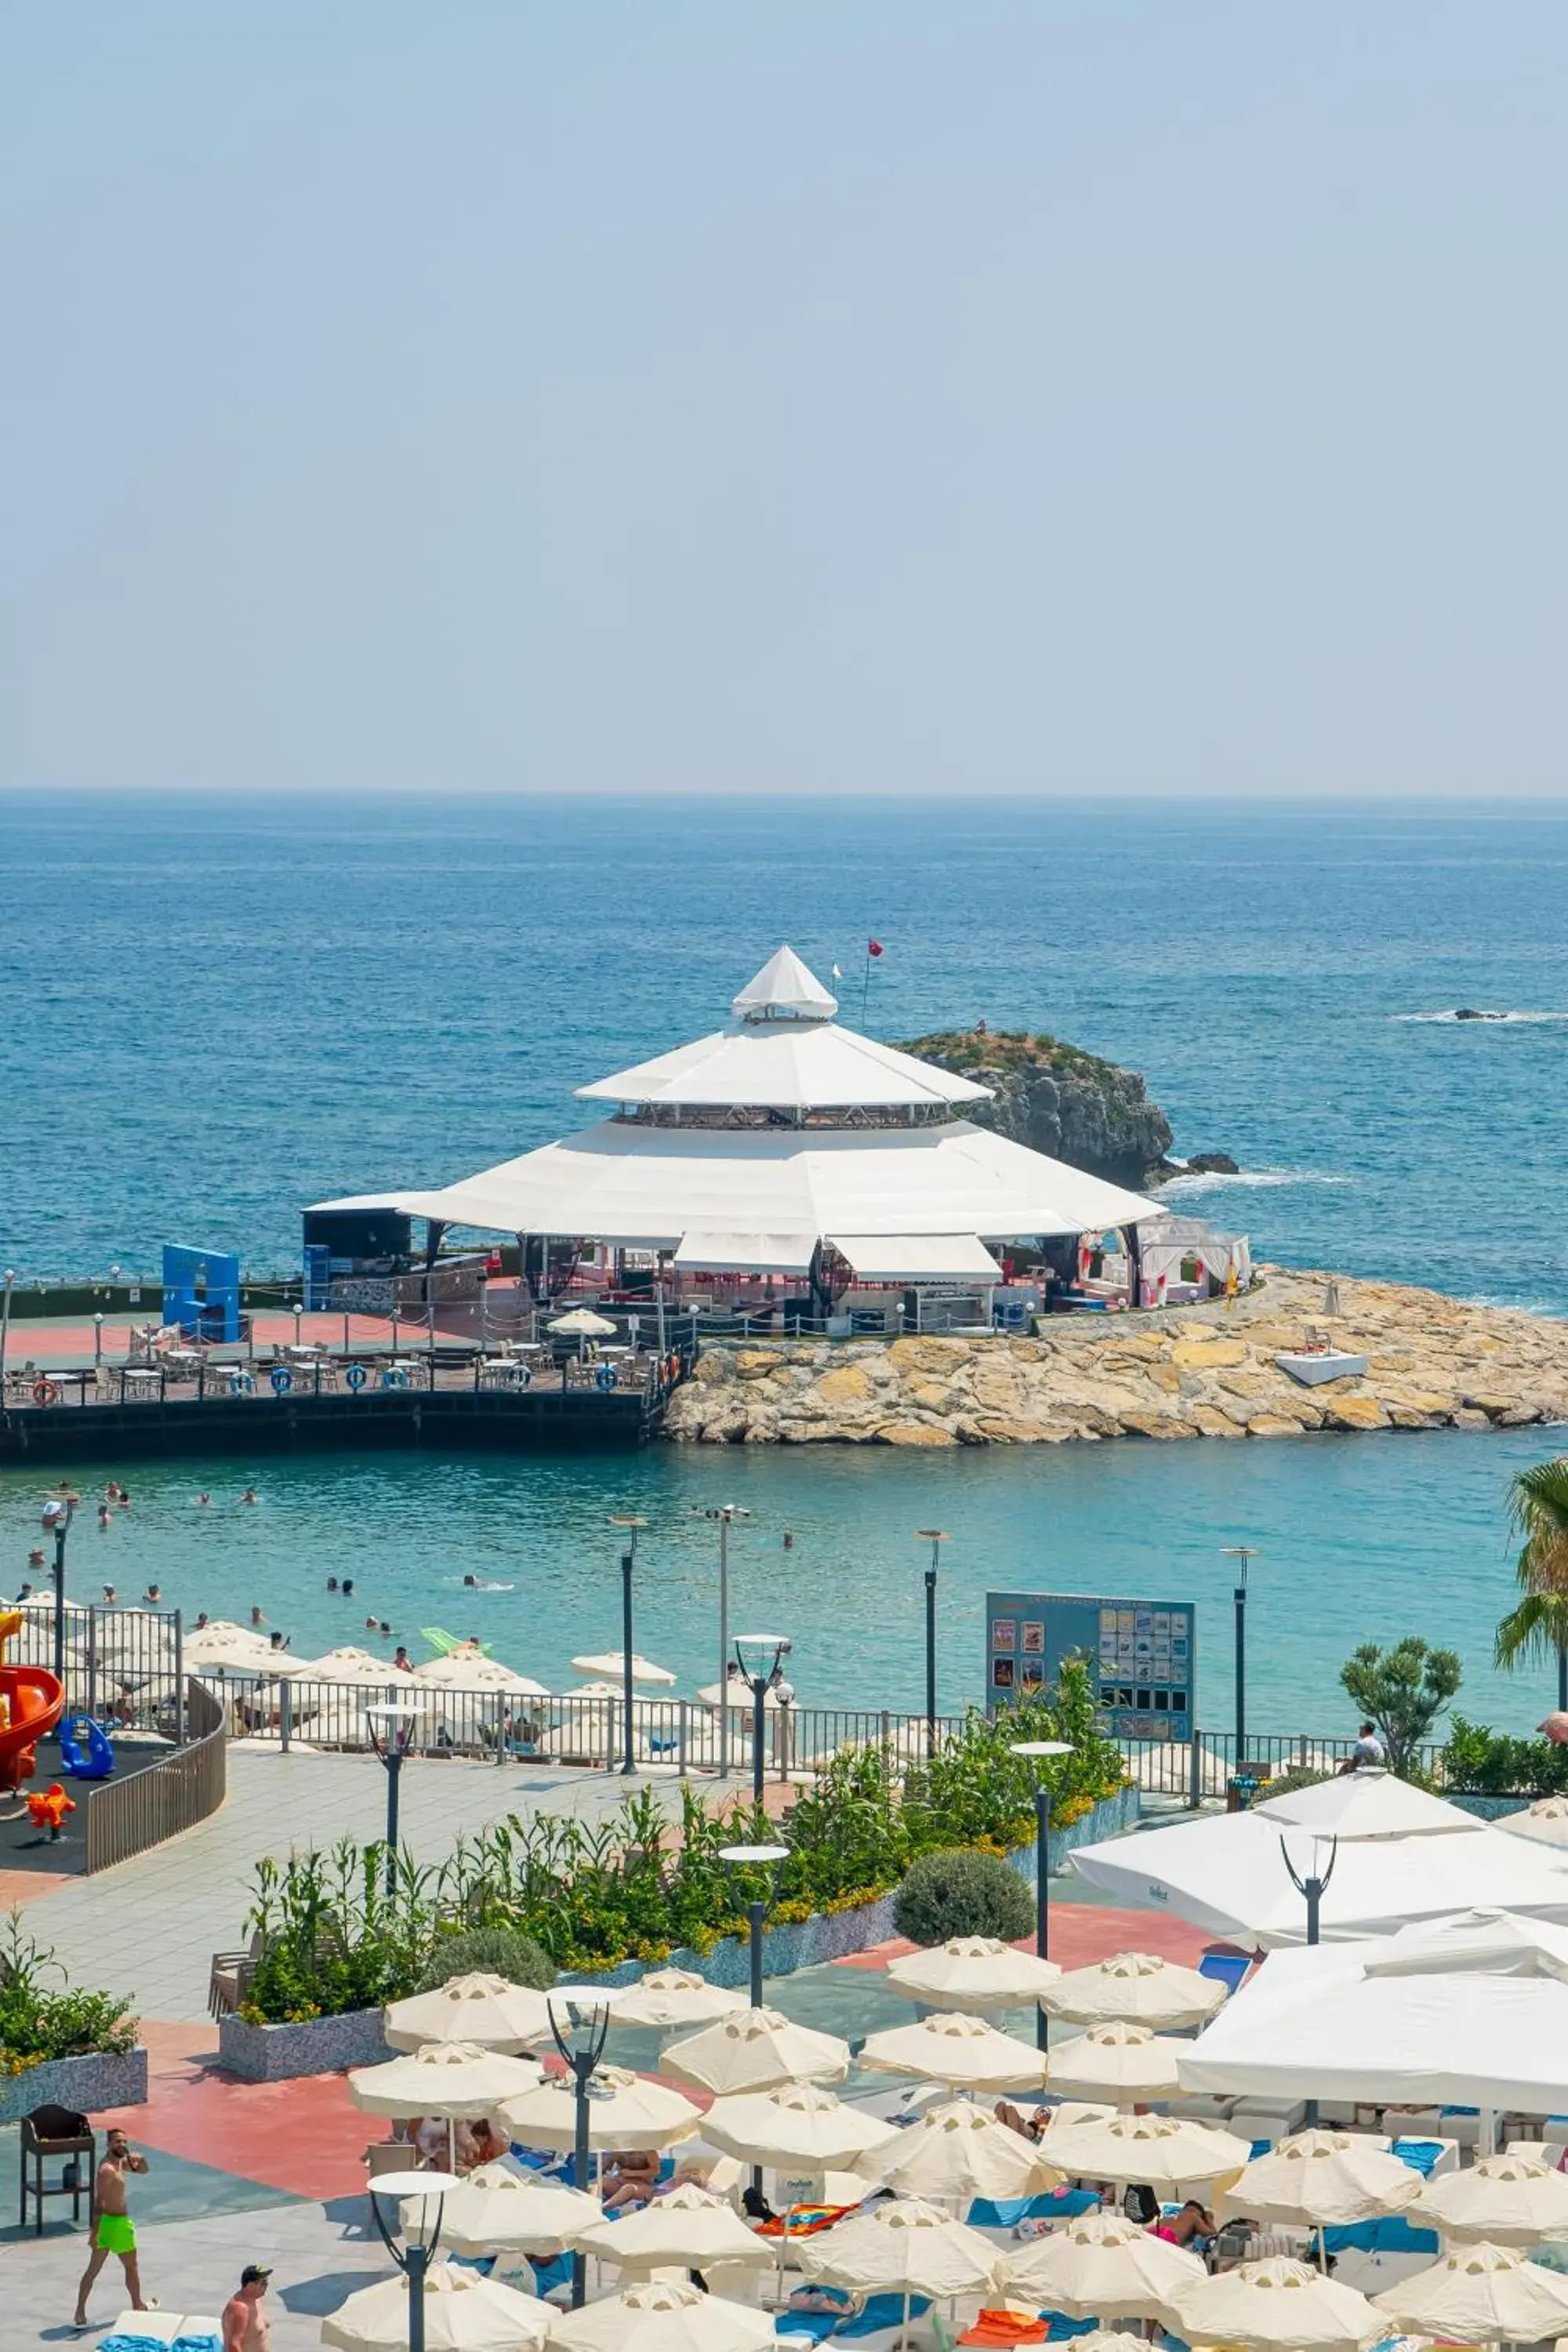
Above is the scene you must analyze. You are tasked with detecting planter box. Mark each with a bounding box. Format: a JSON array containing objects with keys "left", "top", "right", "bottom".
[
  {"left": 563, "top": 1786, "right": 1139, "bottom": 1995},
  {"left": 0, "top": 2046, "right": 148, "bottom": 2124},
  {"left": 217, "top": 2006, "right": 393, "bottom": 2083}
]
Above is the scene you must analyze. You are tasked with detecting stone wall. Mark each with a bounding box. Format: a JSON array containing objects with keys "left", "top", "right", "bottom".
[{"left": 665, "top": 1267, "right": 1568, "bottom": 1446}]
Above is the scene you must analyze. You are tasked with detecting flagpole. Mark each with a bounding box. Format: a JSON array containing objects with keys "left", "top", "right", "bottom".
[{"left": 862, "top": 946, "right": 872, "bottom": 1028}]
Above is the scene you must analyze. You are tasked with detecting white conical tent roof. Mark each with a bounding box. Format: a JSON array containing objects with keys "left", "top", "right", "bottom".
[{"left": 731, "top": 946, "right": 840, "bottom": 1023}]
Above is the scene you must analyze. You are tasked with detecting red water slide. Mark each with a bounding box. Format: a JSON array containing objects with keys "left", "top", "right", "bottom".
[{"left": 0, "top": 1661, "right": 67, "bottom": 1791}]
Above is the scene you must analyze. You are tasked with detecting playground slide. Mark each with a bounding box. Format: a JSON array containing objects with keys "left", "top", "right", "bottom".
[{"left": 0, "top": 1663, "right": 67, "bottom": 1791}]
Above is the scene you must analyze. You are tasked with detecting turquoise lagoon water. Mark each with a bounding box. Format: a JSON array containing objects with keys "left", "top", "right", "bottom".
[{"left": 3, "top": 792, "right": 1566, "bottom": 1737}]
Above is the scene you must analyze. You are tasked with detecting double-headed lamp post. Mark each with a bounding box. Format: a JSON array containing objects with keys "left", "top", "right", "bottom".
[
  {"left": 365, "top": 2167, "right": 459, "bottom": 2352},
  {"left": 732, "top": 1635, "right": 789, "bottom": 1806},
  {"left": 1221, "top": 1545, "right": 1259, "bottom": 1771},
  {"left": 916, "top": 1530, "right": 947, "bottom": 1745},
  {"left": 609, "top": 1515, "right": 648, "bottom": 1776},
  {"left": 691, "top": 1503, "right": 750, "bottom": 1777},
  {"left": 550, "top": 1992, "right": 613, "bottom": 2307},
  {"left": 720, "top": 1840, "right": 790, "bottom": 2192},
  {"left": 1280, "top": 1829, "right": 1338, "bottom": 2123},
  {"left": 1009, "top": 1740, "right": 1074, "bottom": 2049},
  {"left": 365, "top": 1698, "right": 423, "bottom": 1895}
]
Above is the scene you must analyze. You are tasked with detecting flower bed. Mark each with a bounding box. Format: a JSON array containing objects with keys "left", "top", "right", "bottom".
[{"left": 0, "top": 1913, "right": 140, "bottom": 2114}]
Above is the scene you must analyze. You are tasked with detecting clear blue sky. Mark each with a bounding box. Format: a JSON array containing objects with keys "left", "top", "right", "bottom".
[{"left": 2, "top": 3, "right": 1564, "bottom": 796}]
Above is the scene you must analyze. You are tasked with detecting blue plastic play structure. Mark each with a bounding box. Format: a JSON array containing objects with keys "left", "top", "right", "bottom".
[
  {"left": 162, "top": 1243, "right": 241, "bottom": 1344},
  {"left": 59, "top": 1716, "right": 115, "bottom": 1780}
]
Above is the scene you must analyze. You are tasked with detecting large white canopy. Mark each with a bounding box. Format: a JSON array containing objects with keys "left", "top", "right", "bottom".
[
  {"left": 1070, "top": 1773, "right": 1568, "bottom": 1947},
  {"left": 1179, "top": 1907, "right": 1568, "bottom": 2111},
  {"left": 311, "top": 949, "right": 1167, "bottom": 1272}
]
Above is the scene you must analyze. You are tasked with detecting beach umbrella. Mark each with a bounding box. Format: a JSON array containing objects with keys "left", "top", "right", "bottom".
[
  {"left": 597, "top": 1970, "right": 747, "bottom": 2031},
  {"left": 1413, "top": 2151, "right": 1568, "bottom": 2245},
  {"left": 572, "top": 2183, "right": 774, "bottom": 2273},
  {"left": 696, "top": 1681, "right": 789, "bottom": 1713},
  {"left": 797, "top": 2197, "right": 1001, "bottom": 2300},
  {"left": 321, "top": 2259, "right": 553, "bottom": 2352},
  {"left": 884, "top": 1936, "right": 1062, "bottom": 2015},
  {"left": 1041, "top": 2110, "right": 1251, "bottom": 2194},
  {"left": 400, "top": 2163, "right": 600, "bottom": 2257},
  {"left": 660, "top": 2006, "right": 850, "bottom": 2094},
  {"left": 383, "top": 1973, "right": 558, "bottom": 2054},
  {"left": 349, "top": 2041, "right": 545, "bottom": 2120},
  {"left": 416, "top": 1653, "right": 552, "bottom": 1696},
  {"left": 183, "top": 1620, "right": 277, "bottom": 1669},
  {"left": 1374, "top": 2240, "right": 1568, "bottom": 2343},
  {"left": 293, "top": 1647, "right": 417, "bottom": 1690},
  {"left": 1000, "top": 2209, "right": 1204, "bottom": 2322},
  {"left": 558, "top": 1682, "right": 623, "bottom": 1702},
  {"left": 1174, "top": 2256, "right": 1384, "bottom": 2352},
  {"left": 546, "top": 2280, "right": 775, "bottom": 2352},
  {"left": 858, "top": 2012, "right": 1051, "bottom": 2093},
  {"left": 701, "top": 2079, "right": 902, "bottom": 2172},
  {"left": 1045, "top": 2335, "right": 1152, "bottom": 2352},
  {"left": 869, "top": 2096, "right": 1061, "bottom": 2204},
  {"left": 573, "top": 1652, "right": 677, "bottom": 1686},
  {"left": 1221, "top": 2129, "right": 1422, "bottom": 2233},
  {"left": 1040, "top": 1950, "right": 1226, "bottom": 2031},
  {"left": 548, "top": 1309, "right": 619, "bottom": 1338},
  {"left": 1042, "top": 2020, "right": 1186, "bottom": 2107},
  {"left": 1500, "top": 1795, "right": 1568, "bottom": 1848},
  {"left": 499, "top": 2063, "right": 702, "bottom": 2154}
]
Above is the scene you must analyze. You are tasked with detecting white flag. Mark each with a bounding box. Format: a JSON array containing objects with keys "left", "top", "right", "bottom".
[{"left": 830, "top": 964, "right": 843, "bottom": 978}]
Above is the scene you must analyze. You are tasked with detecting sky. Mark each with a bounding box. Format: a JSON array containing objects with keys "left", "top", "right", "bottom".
[{"left": 2, "top": 4, "right": 1565, "bottom": 798}]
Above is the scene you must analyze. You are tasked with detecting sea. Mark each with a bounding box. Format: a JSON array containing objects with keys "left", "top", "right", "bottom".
[{"left": 3, "top": 790, "right": 1566, "bottom": 1736}]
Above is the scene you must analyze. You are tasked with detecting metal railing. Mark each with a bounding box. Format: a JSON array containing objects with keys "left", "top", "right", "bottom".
[{"left": 82, "top": 1675, "right": 227, "bottom": 1873}]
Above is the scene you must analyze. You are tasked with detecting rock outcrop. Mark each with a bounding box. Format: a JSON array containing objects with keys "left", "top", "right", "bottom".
[
  {"left": 901, "top": 1029, "right": 1174, "bottom": 1189},
  {"left": 662, "top": 1268, "right": 1568, "bottom": 1448}
]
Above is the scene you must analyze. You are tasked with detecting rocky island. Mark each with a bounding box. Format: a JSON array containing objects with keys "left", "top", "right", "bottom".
[{"left": 665, "top": 1267, "right": 1568, "bottom": 1447}]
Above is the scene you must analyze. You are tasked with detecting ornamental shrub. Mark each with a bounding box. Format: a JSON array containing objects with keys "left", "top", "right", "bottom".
[
  {"left": 416, "top": 1926, "right": 555, "bottom": 1992},
  {"left": 893, "top": 1848, "right": 1033, "bottom": 1945},
  {"left": 0, "top": 1912, "right": 136, "bottom": 2071}
]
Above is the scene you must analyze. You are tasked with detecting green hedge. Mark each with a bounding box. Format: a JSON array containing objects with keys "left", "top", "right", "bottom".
[
  {"left": 0, "top": 1915, "right": 136, "bottom": 2075},
  {"left": 1440, "top": 1716, "right": 1568, "bottom": 1797}
]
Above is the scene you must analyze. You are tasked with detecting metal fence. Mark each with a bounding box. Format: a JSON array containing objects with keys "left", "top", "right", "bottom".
[
  {"left": 1120, "top": 1728, "right": 1446, "bottom": 1803},
  {"left": 82, "top": 1675, "right": 227, "bottom": 1874}
]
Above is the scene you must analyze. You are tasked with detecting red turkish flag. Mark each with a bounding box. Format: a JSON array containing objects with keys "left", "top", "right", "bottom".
[{"left": 866, "top": 938, "right": 884, "bottom": 957}]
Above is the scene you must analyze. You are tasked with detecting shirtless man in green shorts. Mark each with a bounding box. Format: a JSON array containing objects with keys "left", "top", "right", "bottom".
[{"left": 74, "top": 2128, "right": 151, "bottom": 2328}]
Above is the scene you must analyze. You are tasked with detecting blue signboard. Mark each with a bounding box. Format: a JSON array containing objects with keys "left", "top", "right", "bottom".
[{"left": 985, "top": 1588, "right": 1196, "bottom": 1744}]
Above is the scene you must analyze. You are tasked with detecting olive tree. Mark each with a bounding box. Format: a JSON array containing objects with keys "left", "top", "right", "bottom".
[{"left": 1340, "top": 1639, "right": 1461, "bottom": 1776}]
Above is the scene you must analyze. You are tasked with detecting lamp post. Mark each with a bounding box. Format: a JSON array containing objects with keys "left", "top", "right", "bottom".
[
  {"left": 46, "top": 1487, "right": 78, "bottom": 1688},
  {"left": 733, "top": 1635, "right": 789, "bottom": 1806},
  {"left": 365, "top": 1697, "right": 423, "bottom": 1895},
  {"left": 93, "top": 1312, "right": 104, "bottom": 1369},
  {"left": 550, "top": 1994, "right": 612, "bottom": 2307},
  {"left": 691, "top": 1504, "right": 750, "bottom": 1777},
  {"left": 720, "top": 1841, "right": 790, "bottom": 2192},
  {"left": 1281, "top": 1831, "right": 1338, "bottom": 2124},
  {"left": 365, "top": 2166, "right": 459, "bottom": 2352},
  {"left": 292, "top": 1300, "right": 304, "bottom": 1356},
  {"left": 1010, "top": 1740, "right": 1074, "bottom": 2048},
  {"left": 916, "top": 1530, "right": 946, "bottom": 1746},
  {"left": 0, "top": 1267, "right": 13, "bottom": 1381},
  {"left": 1221, "top": 1546, "right": 1259, "bottom": 1771},
  {"left": 609, "top": 1515, "right": 647, "bottom": 1776}
]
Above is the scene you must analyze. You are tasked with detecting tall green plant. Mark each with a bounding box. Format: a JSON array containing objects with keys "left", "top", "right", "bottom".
[
  {"left": 1495, "top": 1457, "right": 1568, "bottom": 1699},
  {"left": 1340, "top": 1639, "right": 1461, "bottom": 1775}
]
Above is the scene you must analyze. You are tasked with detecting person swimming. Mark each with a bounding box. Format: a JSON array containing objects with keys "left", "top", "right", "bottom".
[
  {"left": 241, "top": 1487, "right": 258, "bottom": 1504},
  {"left": 462, "top": 1575, "right": 514, "bottom": 1592},
  {"left": 327, "top": 1577, "right": 339, "bottom": 1592}
]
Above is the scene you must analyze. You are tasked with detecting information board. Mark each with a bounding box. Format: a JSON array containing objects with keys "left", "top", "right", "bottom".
[{"left": 985, "top": 1588, "right": 1196, "bottom": 1743}]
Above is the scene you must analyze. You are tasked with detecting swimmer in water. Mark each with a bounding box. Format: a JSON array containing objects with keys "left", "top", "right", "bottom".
[
  {"left": 241, "top": 1486, "right": 258, "bottom": 1504},
  {"left": 327, "top": 1577, "right": 339, "bottom": 1592},
  {"left": 462, "top": 1575, "right": 514, "bottom": 1592},
  {"left": 250, "top": 1605, "right": 265, "bottom": 1626},
  {"left": 195, "top": 1493, "right": 211, "bottom": 1507},
  {"left": 97, "top": 1503, "right": 112, "bottom": 1530}
]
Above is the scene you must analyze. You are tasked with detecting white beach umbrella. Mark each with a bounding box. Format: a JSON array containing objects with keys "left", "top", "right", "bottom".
[
  {"left": 660, "top": 2006, "right": 850, "bottom": 2094},
  {"left": 383, "top": 1973, "right": 558, "bottom": 2054},
  {"left": 547, "top": 2280, "right": 775, "bottom": 2352},
  {"left": 597, "top": 1970, "right": 747, "bottom": 2031},
  {"left": 1000, "top": 2209, "right": 1205, "bottom": 2321},
  {"left": 1500, "top": 1795, "right": 1568, "bottom": 1848},
  {"left": 797, "top": 2197, "right": 1001, "bottom": 2300},
  {"left": 869, "top": 2097, "right": 1061, "bottom": 2205},
  {"left": 1041, "top": 2110, "right": 1252, "bottom": 2194},
  {"left": 499, "top": 2063, "right": 702, "bottom": 2154},
  {"left": 701, "top": 2080, "right": 902, "bottom": 2172},
  {"left": 858, "top": 2012, "right": 1051, "bottom": 2093},
  {"left": 559, "top": 1682, "right": 623, "bottom": 1702},
  {"left": 349, "top": 2041, "right": 546, "bottom": 2119},
  {"left": 573, "top": 1652, "right": 678, "bottom": 1686},
  {"left": 884, "top": 1936, "right": 1062, "bottom": 2014},
  {"left": 293, "top": 1647, "right": 417, "bottom": 1690},
  {"left": 1374, "top": 2241, "right": 1568, "bottom": 2342},
  {"left": 321, "top": 2259, "right": 554, "bottom": 2352},
  {"left": 400, "top": 2164, "right": 601, "bottom": 2257},
  {"left": 548, "top": 1309, "right": 619, "bottom": 1338},
  {"left": 697, "top": 1681, "right": 789, "bottom": 1713},
  {"left": 572, "top": 2183, "right": 774, "bottom": 2273},
  {"left": 183, "top": 1621, "right": 277, "bottom": 1669},
  {"left": 1221, "top": 2129, "right": 1422, "bottom": 2230},
  {"left": 1174, "top": 2256, "right": 1384, "bottom": 2352},
  {"left": 1413, "top": 2151, "right": 1568, "bottom": 2245},
  {"left": 416, "top": 1653, "right": 552, "bottom": 1696},
  {"left": 1040, "top": 1950, "right": 1226, "bottom": 2030},
  {"left": 1042, "top": 2020, "right": 1186, "bottom": 2106}
]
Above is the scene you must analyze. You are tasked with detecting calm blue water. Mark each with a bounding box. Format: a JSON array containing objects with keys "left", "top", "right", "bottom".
[{"left": 2, "top": 791, "right": 1566, "bottom": 1734}]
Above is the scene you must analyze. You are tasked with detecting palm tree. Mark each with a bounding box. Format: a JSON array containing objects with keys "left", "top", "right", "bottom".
[{"left": 1494, "top": 1458, "right": 1568, "bottom": 1709}]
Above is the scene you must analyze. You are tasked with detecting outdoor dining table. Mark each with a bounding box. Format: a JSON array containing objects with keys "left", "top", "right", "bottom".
[{"left": 42, "top": 1367, "right": 93, "bottom": 1392}]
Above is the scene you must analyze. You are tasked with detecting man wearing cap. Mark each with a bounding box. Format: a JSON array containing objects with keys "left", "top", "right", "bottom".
[{"left": 223, "top": 2263, "right": 272, "bottom": 2351}]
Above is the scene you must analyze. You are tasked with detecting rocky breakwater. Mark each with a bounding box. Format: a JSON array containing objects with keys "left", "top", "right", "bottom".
[{"left": 663, "top": 1269, "right": 1568, "bottom": 1447}]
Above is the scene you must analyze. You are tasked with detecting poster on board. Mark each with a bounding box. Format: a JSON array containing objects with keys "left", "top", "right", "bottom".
[{"left": 985, "top": 1588, "right": 1197, "bottom": 1744}]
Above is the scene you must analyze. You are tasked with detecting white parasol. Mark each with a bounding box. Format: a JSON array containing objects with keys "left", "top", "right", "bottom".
[
  {"left": 884, "top": 1936, "right": 1062, "bottom": 2014},
  {"left": 399, "top": 2163, "right": 600, "bottom": 2257},
  {"left": 1412, "top": 2149, "right": 1568, "bottom": 2245},
  {"left": 1040, "top": 1949, "right": 1226, "bottom": 2030},
  {"left": 573, "top": 1653, "right": 677, "bottom": 1686},
  {"left": 597, "top": 1970, "right": 746, "bottom": 2031},
  {"left": 869, "top": 2096, "right": 1061, "bottom": 2204},
  {"left": 415, "top": 1653, "right": 552, "bottom": 1696},
  {"left": 858, "top": 2011, "right": 1051, "bottom": 2093},
  {"left": 1372, "top": 2239, "right": 1568, "bottom": 2340},
  {"left": 546, "top": 2280, "right": 775, "bottom": 2352},
  {"left": 548, "top": 1310, "right": 619, "bottom": 1338},
  {"left": 321, "top": 2259, "right": 553, "bottom": 2352},
  {"left": 797, "top": 2196, "right": 1001, "bottom": 2300},
  {"left": 183, "top": 1621, "right": 278, "bottom": 1670},
  {"left": 1041, "top": 2109, "right": 1252, "bottom": 2194},
  {"left": 383, "top": 1973, "right": 558, "bottom": 2054},
  {"left": 1499, "top": 1795, "right": 1568, "bottom": 1848},
  {"left": 1042, "top": 2020, "right": 1187, "bottom": 2106},
  {"left": 660, "top": 2006, "right": 850, "bottom": 2094},
  {"left": 348, "top": 2040, "right": 545, "bottom": 2118},
  {"left": 701, "top": 2079, "right": 902, "bottom": 2172},
  {"left": 571, "top": 2183, "right": 774, "bottom": 2273},
  {"left": 499, "top": 2063, "right": 701, "bottom": 2154},
  {"left": 1222, "top": 2129, "right": 1422, "bottom": 2231},
  {"left": 1000, "top": 2209, "right": 1205, "bottom": 2321},
  {"left": 1174, "top": 2256, "right": 1385, "bottom": 2352}
]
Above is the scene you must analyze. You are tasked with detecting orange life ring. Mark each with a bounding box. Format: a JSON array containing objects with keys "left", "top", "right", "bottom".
[{"left": 32, "top": 1378, "right": 60, "bottom": 1407}]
